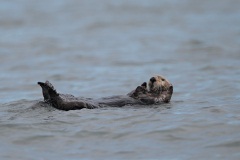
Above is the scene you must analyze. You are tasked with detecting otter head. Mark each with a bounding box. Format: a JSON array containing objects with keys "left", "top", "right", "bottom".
[{"left": 148, "top": 75, "right": 173, "bottom": 102}]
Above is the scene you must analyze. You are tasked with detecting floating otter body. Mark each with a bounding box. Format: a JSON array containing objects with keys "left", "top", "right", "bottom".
[{"left": 38, "top": 75, "right": 173, "bottom": 111}]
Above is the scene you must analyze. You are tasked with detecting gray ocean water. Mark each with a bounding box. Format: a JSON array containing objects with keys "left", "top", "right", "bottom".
[{"left": 0, "top": 0, "right": 240, "bottom": 159}]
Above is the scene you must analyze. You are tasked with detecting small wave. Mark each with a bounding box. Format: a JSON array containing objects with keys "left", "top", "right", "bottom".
[
  {"left": 0, "top": 99, "right": 55, "bottom": 122},
  {"left": 207, "top": 141, "right": 240, "bottom": 148}
]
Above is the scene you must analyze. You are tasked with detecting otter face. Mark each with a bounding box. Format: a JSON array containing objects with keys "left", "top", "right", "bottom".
[{"left": 148, "top": 75, "right": 172, "bottom": 95}]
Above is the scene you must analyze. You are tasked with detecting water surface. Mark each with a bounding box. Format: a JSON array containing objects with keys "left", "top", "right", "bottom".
[{"left": 0, "top": 0, "right": 240, "bottom": 159}]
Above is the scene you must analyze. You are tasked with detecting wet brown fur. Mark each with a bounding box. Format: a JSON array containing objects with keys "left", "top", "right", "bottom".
[{"left": 38, "top": 75, "right": 173, "bottom": 111}]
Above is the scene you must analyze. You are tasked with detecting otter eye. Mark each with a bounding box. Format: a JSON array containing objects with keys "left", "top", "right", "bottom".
[{"left": 162, "top": 79, "right": 165, "bottom": 81}]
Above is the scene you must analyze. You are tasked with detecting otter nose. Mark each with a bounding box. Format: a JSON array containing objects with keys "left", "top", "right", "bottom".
[{"left": 150, "top": 77, "right": 156, "bottom": 83}]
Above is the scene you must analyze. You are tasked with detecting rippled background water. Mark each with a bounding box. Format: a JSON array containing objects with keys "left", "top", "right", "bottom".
[{"left": 0, "top": 0, "right": 240, "bottom": 159}]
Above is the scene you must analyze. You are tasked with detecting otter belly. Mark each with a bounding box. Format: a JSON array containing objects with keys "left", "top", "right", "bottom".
[{"left": 95, "top": 95, "right": 144, "bottom": 107}]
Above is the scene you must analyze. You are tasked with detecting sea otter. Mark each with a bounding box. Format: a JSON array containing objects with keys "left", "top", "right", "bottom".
[{"left": 38, "top": 75, "right": 173, "bottom": 111}]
